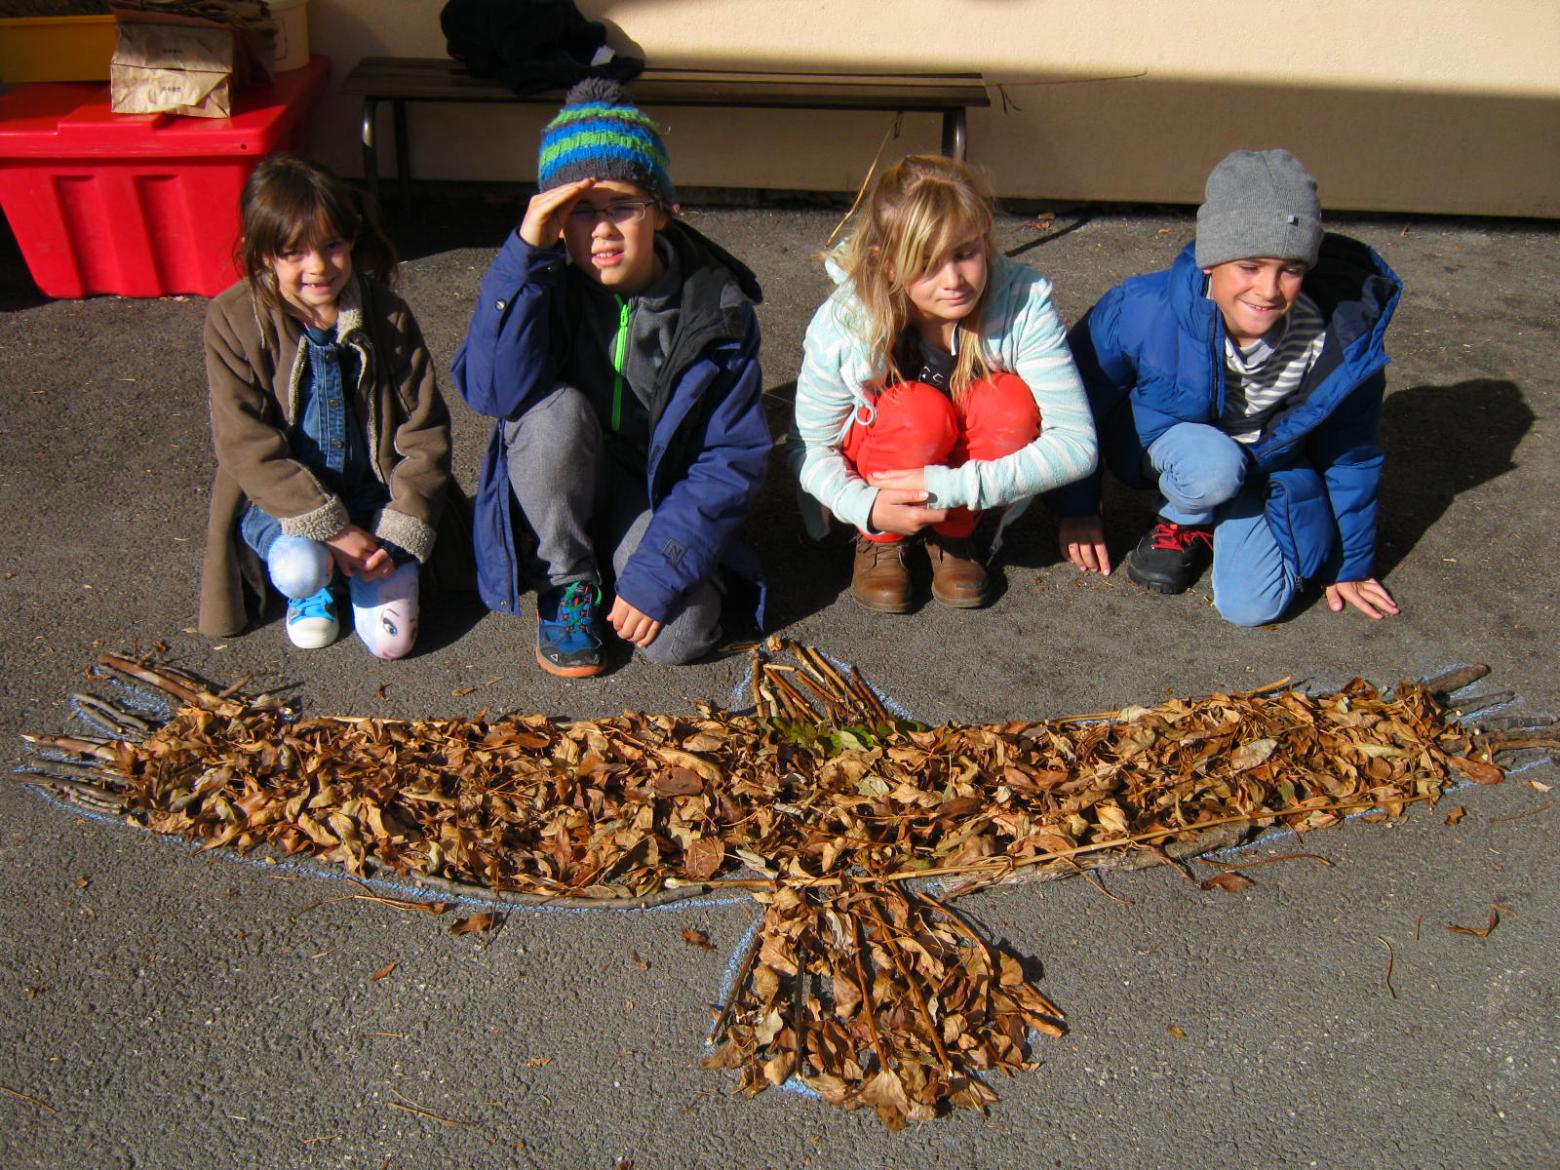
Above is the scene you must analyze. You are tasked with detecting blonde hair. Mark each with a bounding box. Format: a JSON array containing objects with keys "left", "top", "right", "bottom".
[{"left": 841, "top": 154, "right": 997, "bottom": 400}]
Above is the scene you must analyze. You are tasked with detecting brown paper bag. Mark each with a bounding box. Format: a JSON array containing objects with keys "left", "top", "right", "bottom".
[
  {"left": 111, "top": 1, "right": 277, "bottom": 86},
  {"left": 110, "top": 21, "right": 234, "bottom": 118}
]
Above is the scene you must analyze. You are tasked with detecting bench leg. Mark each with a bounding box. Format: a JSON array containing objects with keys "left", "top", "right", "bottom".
[
  {"left": 360, "top": 97, "right": 380, "bottom": 208},
  {"left": 941, "top": 109, "right": 967, "bottom": 161}
]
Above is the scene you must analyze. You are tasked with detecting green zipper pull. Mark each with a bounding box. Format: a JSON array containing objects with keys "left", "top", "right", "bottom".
[{"left": 611, "top": 294, "right": 630, "bottom": 433}]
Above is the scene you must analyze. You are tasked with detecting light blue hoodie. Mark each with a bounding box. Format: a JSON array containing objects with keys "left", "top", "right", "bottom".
[{"left": 793, "top": 252, "right": 1097, "bottom": 538}]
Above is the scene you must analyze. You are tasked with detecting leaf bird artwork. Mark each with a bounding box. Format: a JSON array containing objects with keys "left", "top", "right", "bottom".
[{"left": 15, "top": 640, "right": 1555, "bottom": 1129}]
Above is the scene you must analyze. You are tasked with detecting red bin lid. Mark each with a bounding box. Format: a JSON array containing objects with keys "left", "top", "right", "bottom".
[{"left": 0, "top": 55, "right": 327, "bottom": 158}]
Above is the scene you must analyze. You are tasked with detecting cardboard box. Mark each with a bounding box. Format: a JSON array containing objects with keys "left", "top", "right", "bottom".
[{"left": 0, "top": 56, "right": 328, "bottom": 299}]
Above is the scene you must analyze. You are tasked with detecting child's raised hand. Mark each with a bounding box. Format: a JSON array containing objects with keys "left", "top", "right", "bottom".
[
  {"left": 326, "top": 524, "right": 394, "bottom": 580},
  {"left": 1059, "top": 514, "right": 1112, "bottom": 575},
  {"left": 608, "top": 596, "right": 662, "bottom": 649},
  {"left": 867, "top": 468, "right": 948, "bottom": 536},
  {"left": 518, "top": 178, "right": 595, "bottom": 248},
  {"left": 1324, "top": 578, "right": 1400, "bottom": 620}
]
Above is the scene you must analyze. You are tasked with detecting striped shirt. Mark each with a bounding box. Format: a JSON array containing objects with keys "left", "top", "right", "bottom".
[{"left": 1220, "top": 291, "right": 1327, "bottom": 444}]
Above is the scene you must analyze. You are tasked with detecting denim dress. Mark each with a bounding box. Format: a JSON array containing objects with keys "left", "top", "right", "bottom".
[{"left": 239, "top": 323, "right": 404, "bottom": 562}]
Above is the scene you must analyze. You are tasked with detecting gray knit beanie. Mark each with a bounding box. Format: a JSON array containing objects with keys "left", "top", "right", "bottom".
[{"left": 1194, "top": 149, "right": 1322, "bottom": 269}]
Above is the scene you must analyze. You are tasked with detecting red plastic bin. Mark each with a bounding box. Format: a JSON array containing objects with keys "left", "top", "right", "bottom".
[{"left": 0, "top": 55, "right": 328, "bottom": 298}]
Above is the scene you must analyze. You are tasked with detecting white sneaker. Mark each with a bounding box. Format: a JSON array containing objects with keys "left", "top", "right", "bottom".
[{"left": 285, "top": 587, "right": 339, "bottom": 649}]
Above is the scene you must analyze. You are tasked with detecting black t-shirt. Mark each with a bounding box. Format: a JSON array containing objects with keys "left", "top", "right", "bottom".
[{"left": 892, "top": 328, "right": 955, "bottom": 393}]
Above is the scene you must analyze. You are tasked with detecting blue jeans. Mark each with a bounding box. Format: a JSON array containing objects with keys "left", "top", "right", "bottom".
[
  {"left": 239, "top": 324, "right": 392, "bottom": 561},
  {"left": 1146, "top": 422, "right": 1298, "bottom": 626}
]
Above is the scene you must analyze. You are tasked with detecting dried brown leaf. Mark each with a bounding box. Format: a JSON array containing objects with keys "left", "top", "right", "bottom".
[
  {"left": 1450, "top": 756, "right": 1503, "bottom": 785},
  {"left": 449, "top": 912, "right": 497, "bottom": 936},
  {"left": 1199, "top": 872, "right": 1255, "bottom": 893},
  {"left": 681, "top": 928, "right": 716, "bottom": 951}
]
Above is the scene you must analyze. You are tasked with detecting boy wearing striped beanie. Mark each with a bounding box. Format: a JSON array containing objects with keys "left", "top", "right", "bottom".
[
  {"left": 453, "top": 80, "right": 770, "bottom": 676},
  {"left": 1047, "top": 149, "right": 1405, "bottom": 626}
]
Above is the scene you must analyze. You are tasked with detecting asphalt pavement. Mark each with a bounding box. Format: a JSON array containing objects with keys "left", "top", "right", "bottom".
[{"left": 1, "top": 191, "right": 1556, "bottom": 1170}]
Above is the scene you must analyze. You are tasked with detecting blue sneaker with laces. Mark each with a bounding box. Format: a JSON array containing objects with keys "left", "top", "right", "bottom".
[
  {"left": 535, "top": 581, "right": 604, "bottom": 677},
  {"left": 285, "top": 586, "right": 340, "bottom": 649}
]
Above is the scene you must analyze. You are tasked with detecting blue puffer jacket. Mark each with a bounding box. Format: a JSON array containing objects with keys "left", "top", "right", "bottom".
[
  {"left": 1049, "top": 234, "right": 1401, "bottom": 584},
  {"left": 452, "top": 221, "right": 770, "bottom": 625}
]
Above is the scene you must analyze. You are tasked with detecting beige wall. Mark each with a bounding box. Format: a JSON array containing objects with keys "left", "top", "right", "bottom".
[{"left": 304, "top": 0, "right": 1560, "bottom": 217}]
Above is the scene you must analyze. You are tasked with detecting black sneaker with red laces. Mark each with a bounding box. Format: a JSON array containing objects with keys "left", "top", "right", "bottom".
[{"left": 1126, "top": 516, "right": 1214, "bottom": 594}]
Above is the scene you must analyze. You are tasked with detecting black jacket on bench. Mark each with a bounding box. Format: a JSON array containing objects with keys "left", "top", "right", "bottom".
[{"left": 440, "top": 0, "right": 644, "bottom": 95}]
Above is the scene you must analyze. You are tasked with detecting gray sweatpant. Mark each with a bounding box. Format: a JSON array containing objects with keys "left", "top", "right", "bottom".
[{"left": 502, "top": 384, "right": 723, "bottom": 665}]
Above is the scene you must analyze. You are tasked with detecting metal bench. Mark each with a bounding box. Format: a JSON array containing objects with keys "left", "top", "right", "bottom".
[{"left": 340, "top": 57, "right": 990, "bottom": 208}]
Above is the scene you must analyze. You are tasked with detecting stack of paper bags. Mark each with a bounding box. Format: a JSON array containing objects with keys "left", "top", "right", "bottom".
[{"left": 109, "top": 0, "right": 278, "bottom": 118}]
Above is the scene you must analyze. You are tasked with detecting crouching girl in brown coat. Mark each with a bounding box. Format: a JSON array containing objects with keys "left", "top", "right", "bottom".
[{"left": 199, "top": 155, "right": 453, "bottom": 658}]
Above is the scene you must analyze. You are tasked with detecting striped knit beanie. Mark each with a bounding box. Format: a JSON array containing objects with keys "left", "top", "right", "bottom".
[{"left": 537, "top": 78, "right": 675, "bottom": 205}]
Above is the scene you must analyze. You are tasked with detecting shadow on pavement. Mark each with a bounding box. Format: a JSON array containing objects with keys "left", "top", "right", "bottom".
[{"left": 1376, "top": 378, "right": 1531, "bottom": 577}]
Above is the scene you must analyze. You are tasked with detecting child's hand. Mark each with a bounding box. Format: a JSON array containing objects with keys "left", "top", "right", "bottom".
[
  {"left": 608, "top": 596, "right": 662, "bottom": 648},
  {"left": 518, "top": 178, "right": 595, "bottom": 248},
  {"left": 1324, "top": 578, "right": 1400, "bottom": 620},
  {"left": 867, "top": 468, "right": 948, "bottom": 536},
  {"left": 326, "top": 525, "right": 393, "bottom": 580},
  {"left": 1059, "top": 514, "right": 1112, "bottom": 575}
]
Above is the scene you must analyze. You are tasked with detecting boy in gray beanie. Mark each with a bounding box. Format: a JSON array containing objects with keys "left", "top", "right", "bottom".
[{"left": 1046, "top": 148, "right": 1404, "bottom": 626}]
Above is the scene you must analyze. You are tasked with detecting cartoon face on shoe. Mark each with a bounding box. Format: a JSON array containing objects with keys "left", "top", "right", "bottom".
[
  {"left": 360, "top": 600, "right": 417, "bottom": 661},
  {"left": 905, "top": 236, "right": 988, "bottom": 349},
  {"left": 1203, "top": 257, "right": 1307, "bottom": 348},
  {"left": 269, "top": 235, "right": 353, "bottom": 328},
  {"left": 561, "top": 179, "right": 670, "bottom": 296}
]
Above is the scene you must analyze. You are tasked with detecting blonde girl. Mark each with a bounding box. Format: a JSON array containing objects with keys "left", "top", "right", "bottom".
[
  {"left": 793, "top": 154, "right": 1097, "bottom": 611},
  {"left": 198, "top": 155, "right": 454, "bottom": 658}
]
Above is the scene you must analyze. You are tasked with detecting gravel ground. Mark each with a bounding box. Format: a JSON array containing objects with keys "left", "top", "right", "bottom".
[{"left": 1, "top": 192, "right": 1555, "bottom": 1170}]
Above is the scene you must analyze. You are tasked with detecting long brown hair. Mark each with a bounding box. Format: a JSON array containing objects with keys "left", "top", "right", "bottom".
[
  {"left": 841, "top": 154, "right": 996, "bottom": 400},
  {"left": 237, "top": 154, "right": 396, "bottom": 315}
]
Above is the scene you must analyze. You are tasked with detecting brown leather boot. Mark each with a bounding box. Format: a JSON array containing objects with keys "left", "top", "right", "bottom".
[
  {"left": 850, "top": 535, "right": 913, "bottom": 613},
  {"left": 924, "top": 531, "right": 989, "bottom": 608}
]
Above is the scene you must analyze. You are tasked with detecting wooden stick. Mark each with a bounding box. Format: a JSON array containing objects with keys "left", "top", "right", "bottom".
[
  {"left": 386, "top": 1100, "right": 470, "bottom": 1126},
  {"left": 1196, "top": 852, "right": 1333, "bottom": 871},
  {"left": 866, "top": 901, "right": 953, "bottom": 1073},
  {"left": 102, "top": 654, "right": 255, "bottom": 718},
  {"left": 706, "top": 915, "right": 765, "bottom": 1047},
  {"left": 0, "top": 1084, "right": 56, "bottom": 1113},
  {"left": 18, "top": 733, "right": 118, "bottom": 761},
  {"left": 846, "top": 664, "right": 891, "bottom": 723},
  {"left": 763, "top": 667, "right": 818, "bottom": 723},
  {"left": 748, "top": 647, "right": 767, "bottom": 719},
  {"left": 1376, "top": 936, "right": 1398, "bottom": 1000},
  {"left": 1062, "top": 857, "right": 1133, "bottom": 904},
  {"left": 789, "top": 641, "right": 856, "bottom": 708},
  {"left": 671, "top": 793, "right": 1435, "bottom": 893},
  {"left": 850, "top": 912, "right": 892, "bottom": 1069}
]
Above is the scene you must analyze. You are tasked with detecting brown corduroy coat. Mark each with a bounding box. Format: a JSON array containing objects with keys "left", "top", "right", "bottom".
[{"left": 198, "top": 275, "right": 456, "bottom": 636}]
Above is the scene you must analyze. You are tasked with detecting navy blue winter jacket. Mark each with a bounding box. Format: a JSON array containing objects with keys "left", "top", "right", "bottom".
[
  {"left": 452, "top": 220, "right": 770, "bottom": 624},
  {"left": 1049, "top": 235, "right": 1401, "bottom": 584}
]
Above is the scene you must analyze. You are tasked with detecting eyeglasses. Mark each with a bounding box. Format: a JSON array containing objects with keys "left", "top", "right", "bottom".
[{"left": 566, "top": 200, "right": 657, "bottom": 226}]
